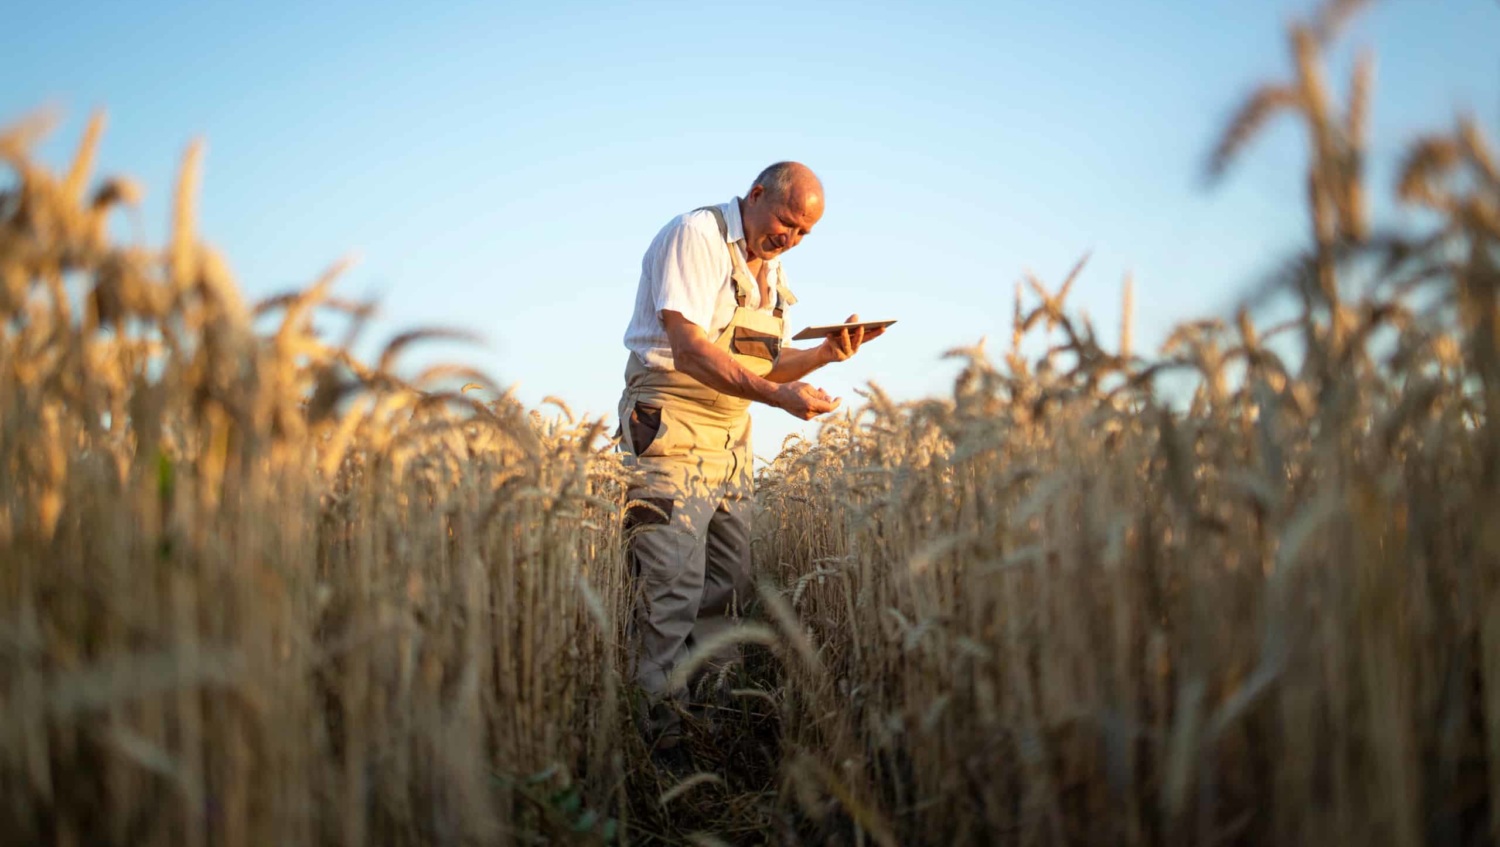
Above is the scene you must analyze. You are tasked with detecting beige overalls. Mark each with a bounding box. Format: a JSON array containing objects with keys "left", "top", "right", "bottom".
[{"left": 618, "top": 206, "right": 797, "bottom": 714}]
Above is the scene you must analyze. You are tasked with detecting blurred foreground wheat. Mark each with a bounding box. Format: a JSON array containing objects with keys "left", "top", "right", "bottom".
[
  {"left": 0, "top": 111, "right": 634, "bottom": 845},
  {"left": 755, "top": 3, "right": 1500, "bottom": 844},
  {"left": 3, "top": 1, "right": 1499, "bottom": 844}
]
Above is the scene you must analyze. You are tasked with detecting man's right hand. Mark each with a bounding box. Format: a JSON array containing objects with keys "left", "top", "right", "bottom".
[{"left": 774, "top": 382, "right": 840, "bottom": 420}]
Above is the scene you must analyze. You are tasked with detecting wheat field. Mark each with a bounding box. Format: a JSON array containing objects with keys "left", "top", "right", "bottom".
[{"left": 3, "top": 1, "right": 1499, "bottom": 844}]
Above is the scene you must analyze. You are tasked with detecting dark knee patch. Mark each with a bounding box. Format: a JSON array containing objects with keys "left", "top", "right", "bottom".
[{"left": 624, "top": 497, "right": 674, "bottom": 531}]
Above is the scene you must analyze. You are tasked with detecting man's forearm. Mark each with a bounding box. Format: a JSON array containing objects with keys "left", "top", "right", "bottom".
[
  {"left": 765, "top": 345, "right": 831, "bottom": 384},
  {"left": 675, "top": 340, "right": 783, "bottom": 406}
]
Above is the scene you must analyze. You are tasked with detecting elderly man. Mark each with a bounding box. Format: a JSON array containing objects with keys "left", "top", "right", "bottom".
[{"left": 618, "top": 161, "right": 881, "bottom": 759}]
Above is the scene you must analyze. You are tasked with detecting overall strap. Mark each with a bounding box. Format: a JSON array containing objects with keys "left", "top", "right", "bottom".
[
  {"left": 696, "top": 205, "right": 758, "bottom": 308},
  {"left": 771, "top": 264, "right": 799, "bottom": 319},
  {"left": 698, "top": 205, "right": 729, "bottom": 240}
]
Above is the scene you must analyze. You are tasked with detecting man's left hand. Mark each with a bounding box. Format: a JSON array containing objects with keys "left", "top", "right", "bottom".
[{"left": 819, "top": 313, "right": 885, "bottom": 364}]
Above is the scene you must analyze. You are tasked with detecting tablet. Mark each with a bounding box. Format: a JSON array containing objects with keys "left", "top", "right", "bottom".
[{"left": 791, "top": 319, "right": 898, "bottom": 342}]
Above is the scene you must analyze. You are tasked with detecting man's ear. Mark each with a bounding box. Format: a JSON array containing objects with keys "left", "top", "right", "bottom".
[{"left": 746, "top": 184, "right": 763, "bottom": 204}]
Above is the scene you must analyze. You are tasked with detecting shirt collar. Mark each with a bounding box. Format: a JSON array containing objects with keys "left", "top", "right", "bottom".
[{"left": 721, "top": 196, "right": 747, "bottom": 244}]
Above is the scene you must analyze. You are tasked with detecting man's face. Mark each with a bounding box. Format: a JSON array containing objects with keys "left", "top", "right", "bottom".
[{"left": 742, "top": 183, "right": 823, "bottom": 262}]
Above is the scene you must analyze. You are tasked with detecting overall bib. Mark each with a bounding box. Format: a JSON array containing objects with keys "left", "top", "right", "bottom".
[{"left": 618, "top": 206, "right": 797, "bottom": 711}]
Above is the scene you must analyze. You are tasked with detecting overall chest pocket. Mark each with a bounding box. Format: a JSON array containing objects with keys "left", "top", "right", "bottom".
[{"left": 730, "top": 326, "right": 781, "bottom": 362}]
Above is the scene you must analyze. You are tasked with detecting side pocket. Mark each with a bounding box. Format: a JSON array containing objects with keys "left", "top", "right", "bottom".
[
  {"left": 628, "top": 403, "right": 663, "bottom": 456},
  {"left": 730, "top": 326, "right": 781, "bottom": 362}
]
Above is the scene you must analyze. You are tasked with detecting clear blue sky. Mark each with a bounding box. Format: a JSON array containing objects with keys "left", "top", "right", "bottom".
[{"left": 5, "top": 1, "right": 1496, "bottom": 456}]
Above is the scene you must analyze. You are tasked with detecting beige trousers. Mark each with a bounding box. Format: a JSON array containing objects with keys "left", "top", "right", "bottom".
[{"left": 619, "top": 353, "right": 758, "bottom": 704}]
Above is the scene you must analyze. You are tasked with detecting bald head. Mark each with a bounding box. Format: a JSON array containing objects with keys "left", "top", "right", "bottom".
[
  {"left": 749, "top": 161, "right": 823, "bottom": 214},
  {"left": 740, "top": 161, "right": 824, "bottom": 261}
]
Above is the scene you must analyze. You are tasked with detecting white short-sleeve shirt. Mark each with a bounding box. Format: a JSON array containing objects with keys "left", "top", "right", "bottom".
[{"left": 623, "top": 197, "right": 788, "bottom": 371}]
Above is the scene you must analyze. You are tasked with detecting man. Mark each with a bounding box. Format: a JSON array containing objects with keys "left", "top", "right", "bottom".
[{"left": 617, "top": 161, "right": 881, "bottom": 759}]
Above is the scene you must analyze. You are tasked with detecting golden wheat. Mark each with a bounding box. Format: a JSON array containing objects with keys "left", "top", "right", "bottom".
[{"left": 2, "top": 1, "right": 1498, "bottom": 844}]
